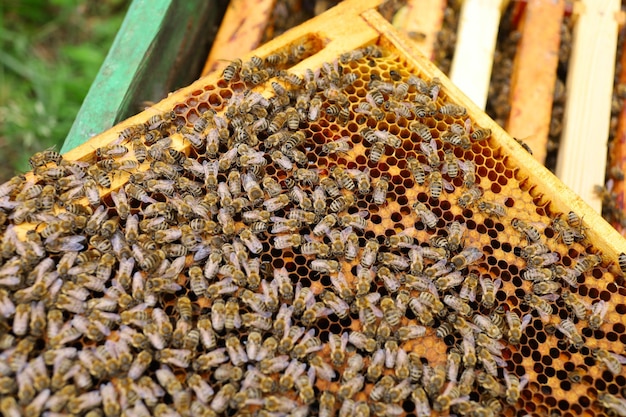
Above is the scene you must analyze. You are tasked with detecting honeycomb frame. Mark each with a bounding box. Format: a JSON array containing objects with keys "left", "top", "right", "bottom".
[{"left": 2, "top": 1, "right": 626, "bottom": 416}]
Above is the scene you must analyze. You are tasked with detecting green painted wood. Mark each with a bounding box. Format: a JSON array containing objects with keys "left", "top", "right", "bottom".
[{"left": 62, "top": 0, "right": 223, "bottom": 153}]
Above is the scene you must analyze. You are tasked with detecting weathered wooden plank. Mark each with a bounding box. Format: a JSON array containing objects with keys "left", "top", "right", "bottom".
[
  {"left": 202, "top": 0, "right": 277, "bottom": 77},
  {"left": 506, "top": 0, "right": 565, "bottom": 164},
  {"left": 392, "top": 0, "right": 447, "bottom": 61},
  {"left": 62, "top": 0, "right": 221, "bottom": 153},
  {"left": 555, "top": 0, "right": 621, "bottom": 213},
  {"left": 449, "top": 0, "right": 506, "bottom": 110}
]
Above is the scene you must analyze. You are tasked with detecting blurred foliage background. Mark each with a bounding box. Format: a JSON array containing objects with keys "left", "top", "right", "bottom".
[{"left": 0, "top": 0, "right": 131, "bottom": 182}]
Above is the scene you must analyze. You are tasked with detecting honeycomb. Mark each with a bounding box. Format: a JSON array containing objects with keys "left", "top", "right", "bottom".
[{"left": 1, "top": 38, "right": 626, "bottom": 417}]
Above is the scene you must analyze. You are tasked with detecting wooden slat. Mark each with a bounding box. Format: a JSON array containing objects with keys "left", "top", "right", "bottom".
[
  {"left": 555, "top": 0, "right": 621, "bottom": 213},
  {"left": 608, "top": 34, "right": 626, "bottom": 234},
  {"left": 449, "top": 0, "right": 506, "bottom": 110},
  {"left": 391, "top": 0, "right": 447, "bottom": 61},
  {"left": 62, "top": 0, "right": 221, "bottom": 153},
  {"left": 506, "top": 0, "right": 565, "bottom": 164},
  {"left": 201, "top": 0, "right": 277, "bottom": 77}
]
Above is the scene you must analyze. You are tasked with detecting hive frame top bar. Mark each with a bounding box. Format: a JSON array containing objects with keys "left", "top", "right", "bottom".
[{"left": 60, "top": 0, "right": 626, "bottom": 261}]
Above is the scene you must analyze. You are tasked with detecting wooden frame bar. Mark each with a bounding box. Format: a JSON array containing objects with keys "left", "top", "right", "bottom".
[
  {"left": 449, "top": 0, "right": 507, "bottom": 110},
  {"left": 201, "top": 0, "right": 277, "bottom": 77},
  {"left": 62, "top": 0, "right": 221, "bottom": 153},
  {"left": 506, "top": 0, "right": 565, "bottom": 164},
  {"left": 608, "top": 29, "right": 626, "bottom": 234},
  {"left": 392, "top": 0, "right": 447, "bottom": 61},
  {"left": 555, "top": 0, "right": 621, "bottom": 213}
]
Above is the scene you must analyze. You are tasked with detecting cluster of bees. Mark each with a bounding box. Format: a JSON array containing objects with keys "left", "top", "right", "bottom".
[{"left": 0, "top": 40, "right": 626, "bottom": 417}]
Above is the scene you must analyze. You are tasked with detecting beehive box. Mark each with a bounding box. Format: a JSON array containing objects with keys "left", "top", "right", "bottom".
[{"left": 2, "top": 1, "right": 626, "bottom": 416}]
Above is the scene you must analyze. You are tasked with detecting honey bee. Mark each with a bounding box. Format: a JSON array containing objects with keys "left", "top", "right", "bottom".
[
  {"left": 329, "top": 193, "right": 356, "bottom": 213},
  {"left": 29, "top": 147, "right": 63, "bottom": 168},
  {"left": 326, "top": 332, "right": 348, "bottom": 368},
  {"left": 278, "top": 358, "right": 306, "bottom": 391},
  {"left": 411, "top": 202, "right": 437, "bottom": 230},
  {"left": 573, "top": 254, "right": 602, "bottom": 277},
  {"left": 598, "top": 393, "right": 626, "bottom": 416},
  {"left": 95, "top": 143, "right": 129, "bottom": 159},
  {"left": 593, "top": 348, "right": 626, "bottom": 375},
  {"left": 222, "top": 299, "right": 242, "bottom": 330},
  {"left": 338, "top": 374, "right": 366, "bottom": 401},
  {"left": 619, "top": 252, "right": 626, "bottom": 274},
  {"left": 506, "top": 310, "right": 531, "bottom": 345},
  {"left": 210, "top": 383, "right": 237, "bottom": 413},
  {"left": 433, "top": 270, "right": 463, "bottom": 291},
  {"left": 355, "top": 101, "right": 385, "bottom": 121},
  {"left": 271, "top": 233, "right": 301, "bottom": 250},
  {"left": 263, "top": 194, "right": 290, "bottom": 212},
  {"left": 442, "top": 123, "right": 471, "bottom": 149},
  {"left": 477, "top": 200, "right": 506, "bottom": 218},
  {"left": 511, "top": 218, "right": 542, "bottom": 242},
  {"left": 557, "top": 318, "right": 585, "bottom": 349},
  {"left": 444, "top": 221, "right": 465, "bottom": 251},
  {"left": 328, "top": 167, "right": 354, "bottom": 192},
  {"left": 419, "top": 139, "right": 441, "bottom": 169},
  {"left": 442, "top": 149, "right": 460, "bottom": 178},
  {"left": 443, "top": 294, "right": 472, "bottom": 316},
  {"left": 379, "top": 252, "right": 410, "bottom": 271},
  {"left": 369, "top": 375, "right": 394, "bottom": 402},
  {"left": 366, "top": 140, "right": 386, "bottom": 164},
  {"left": 439, "top": 103, "right": 467, "bottom": 117},
  {"left": 476, "top": 371, "right": 505, "bottom": 398},
  {"left": 470, "top": 127, "right": 491, "bottom": 141},
  {"left": 502, "top": 371, "right": 529, "bottom": 406},
  {"left": 422, "top": 364, "right": 446, "bottom": 398},
  {"left": 66, "top": 390, "right": 104, "bottom": 414},
  {"left": 589, "top": 299, "right": 609, "bottom": 330},
  {"left": 371, "top": 175, "right": 389, "bottom": 205},
  {"left": 409, "top": 297, "right": 435, "bottom": 326},
  {"left": 561, "top": 290, "right": 588, "bottom": 320},
  {"left": 295, "top": 372, "right": 316, "bottom": 405},
  {"left": 457, "top": 186, "right": 483, "bottom": 208},
  {"left": 348, "top": 330, "right": 377, "bottom": 353},
  {"left": 530, "top": 279, "right": 561, "bottom": 296},
  {"left": 307, "top": 96, "right": 323, "bottom": 121},
  {"left": 321, "top": 135, "right": 351, "bottom": 155},
  {"left": 450, "top": 246, "right": 483, "bottom": 270},
  {"left": 385, "top": 229, "right": 414, "bottom": 249}
]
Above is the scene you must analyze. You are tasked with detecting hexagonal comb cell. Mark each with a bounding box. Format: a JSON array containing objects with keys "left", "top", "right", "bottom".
[{"left": 2, "top": 13, "right": 626, "bottom": 417}]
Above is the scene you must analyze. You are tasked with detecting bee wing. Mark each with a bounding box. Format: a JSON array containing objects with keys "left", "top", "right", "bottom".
[
  {"left": 464, "top": 117, "right": 472, "bottom": 134},
  {"left": 334, "top": 136, "right": 352, "bottom": 145},
  {"left": 340, "top": 331, "right": 349, "bottom": 348},
  {"left": 457, "top": 159, "right": 472, "bottom": 173},
  {"left": 345, "top": 169, "right": 363, "bottom": 177},
  {"left": 443, "top": 178, "right": 455, "bottom": 191},
  {"left": 47, "top": 235, "right": 86, "bottom": 252},
  {"left": 340, "top": 226, "right": 353, "bottom": 241},
  {"left": 229, "top": 252, "right": 240, "bottom": 270},
  {"left": 540, "top": 293, "right": 560, "bottom": 302},
  {"left": 494, "top": 355, "right": 508, "bottom": 368},
  {"left": 364, "top": 291, "right": 381, "bottom": 304}
]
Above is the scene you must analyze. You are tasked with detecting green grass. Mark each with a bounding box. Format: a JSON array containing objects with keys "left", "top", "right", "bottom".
[{"left": 0, "top": 0, "right": 130, "bottom": 181}]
